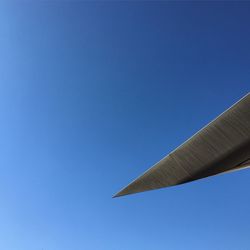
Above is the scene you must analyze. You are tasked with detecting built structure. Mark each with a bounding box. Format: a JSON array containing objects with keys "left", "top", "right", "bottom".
[{"left": 114, "top": 93, "right": 250, "bottom": 197}]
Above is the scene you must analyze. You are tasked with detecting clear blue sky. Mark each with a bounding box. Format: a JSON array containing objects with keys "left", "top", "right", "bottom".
[{"left": 0, "top": 1, "right": 249, "bottom": 250}]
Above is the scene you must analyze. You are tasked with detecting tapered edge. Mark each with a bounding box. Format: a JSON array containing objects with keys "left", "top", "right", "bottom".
[{"left": 113, "top": 93, "right": 250, "bottom": 198}]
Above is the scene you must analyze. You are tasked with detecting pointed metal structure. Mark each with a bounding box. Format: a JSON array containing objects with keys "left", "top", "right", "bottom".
[{"left": 114, "top": 93, "right": 250, "bottom": 197}]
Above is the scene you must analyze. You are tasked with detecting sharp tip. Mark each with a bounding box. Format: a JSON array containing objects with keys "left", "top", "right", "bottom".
[
  {"left": 112, "top": 190, "right": 126, "bottom": 198},
  {"left": 112, "top": 194, "right": 119, "bottom": 198},
  {"left": 112, "top": 186, "right": 133, "bottom": 198}
]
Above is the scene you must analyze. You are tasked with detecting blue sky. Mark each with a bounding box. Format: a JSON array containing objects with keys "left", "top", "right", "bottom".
[{"left": 0, "top": 1, "right": 249, "bottom": 250}]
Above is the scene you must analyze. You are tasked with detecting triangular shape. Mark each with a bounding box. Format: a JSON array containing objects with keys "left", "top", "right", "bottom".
[{"left": 114, "top": 93, "right": 250, "bottom": 197}]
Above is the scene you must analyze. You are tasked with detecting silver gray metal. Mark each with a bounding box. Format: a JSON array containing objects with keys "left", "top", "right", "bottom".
[{"left": 114, "top": 93, "right": 250, "bottom": 198}]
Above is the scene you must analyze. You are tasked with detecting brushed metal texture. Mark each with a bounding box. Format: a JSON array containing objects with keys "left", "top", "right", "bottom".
[{"left": 114, "top": 93, "right": 250, "bottom": 197}]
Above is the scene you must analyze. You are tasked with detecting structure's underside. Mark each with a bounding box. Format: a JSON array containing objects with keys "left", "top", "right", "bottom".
[{"left": 114, "top": 93, "right": 250, "bottom": 197}]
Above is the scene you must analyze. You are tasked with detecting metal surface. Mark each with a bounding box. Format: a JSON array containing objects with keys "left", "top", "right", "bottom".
[{"left": 114, "top": 93, "right": 250, "bottom": 197}]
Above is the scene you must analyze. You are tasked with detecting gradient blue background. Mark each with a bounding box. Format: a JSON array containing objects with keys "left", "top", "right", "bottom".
[{"left": 0, "top": 2, "right": 249, "bottom": 250}]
